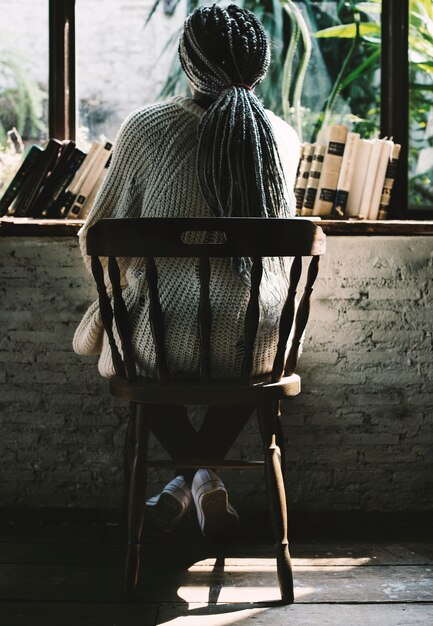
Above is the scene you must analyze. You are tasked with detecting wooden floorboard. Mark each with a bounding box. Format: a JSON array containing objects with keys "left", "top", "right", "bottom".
[
  {"left": 157, "top": 603, "right": 433, "bottom": 625},
  {"left": 0, "top": 602, "right": 158, "bottom": 626},
  {"left": 2, "top": 541, "right": 432, "bottom": 567},
  {"left": 0, "top": 520, "right": 432, "bottom": 625}
]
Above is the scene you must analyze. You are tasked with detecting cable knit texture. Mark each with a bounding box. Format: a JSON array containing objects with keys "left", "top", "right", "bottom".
[{"left": 73, "top": 96, "right": 300, "bottom": 379}]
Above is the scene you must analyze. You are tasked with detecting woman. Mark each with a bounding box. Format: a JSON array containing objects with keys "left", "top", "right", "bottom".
[{"left": 74, "top": 4, "right": 300, "bottom": 537}]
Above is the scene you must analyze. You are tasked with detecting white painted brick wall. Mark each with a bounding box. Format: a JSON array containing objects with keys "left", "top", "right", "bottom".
[{"left": 0, "top": 235, "right": 432, "bottom": 511}]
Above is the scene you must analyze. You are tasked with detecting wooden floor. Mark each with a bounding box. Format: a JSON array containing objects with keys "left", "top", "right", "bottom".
[{"left": 1, "top": 513, "right": 432, "bottom": 626}]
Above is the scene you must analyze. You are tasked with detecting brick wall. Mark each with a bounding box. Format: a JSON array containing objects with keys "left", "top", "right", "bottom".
[{"left": 0, "top": 235, "right": 432, "bottom": 511}]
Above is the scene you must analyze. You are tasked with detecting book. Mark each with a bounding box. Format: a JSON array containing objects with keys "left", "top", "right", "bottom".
[
  {"left": 66, "top": 142, "right": 112, "bottom": 218},
  {"left": 367, "top": 139, "right": 394, "bottom": 220},
  {"left": 345, "top": 139, "right": 373, "bottom": 218},
  {"left": 378, "top": 144, "right": 401, "bottom": 220},
  {"left": 295, "top": 143, "right": 305, "bottom": 178},
  {"left": 57, "top": 141, "right": 104, "bottom": 216},
  {"left": 13, "top": 139, "right": 62, "bottom": 217},
  {"left": 75, "top": 154, "right": 112, "bottom": 219},
  {"left": 300, "top": 143, "right": 326, "bottom": 216},
  {"left": 332, "top": 132, "right": 360, "bottom": 218},
  {"left": 312, "top": 124, "right": 348, "bottom": 216},
  {"left": 357, "top": 138, "right": 384, "bottom": 219},
  {"left": 29, "top": 140, "right": 83, "bottom": 217},
  {"left": 0, "top": 145, "right": 44, "bottom": 216},
  {"left": 294, "top": 143, "right": 314, "bottom": 212},
  {"left": 41, "top": 146, "right": 87, "bottom": 218}
]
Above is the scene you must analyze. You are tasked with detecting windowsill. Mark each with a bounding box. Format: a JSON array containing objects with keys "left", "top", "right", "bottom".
[{"left": 1, "top": 216, "right": 433, "bottom": 237}]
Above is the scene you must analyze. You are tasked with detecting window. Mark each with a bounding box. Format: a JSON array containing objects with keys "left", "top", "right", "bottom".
[
  {"left": 408, "top": 0, "right": 433, "bottom": 215},
  {"left": 75, "top": 0, "right": 184, "bottom": 146},
  {"left": 286, "top": 1, "right": 381, "bottom": 144},
  {"left": 3, "top": 0, "right": 432, "bottom": 219},
  {"left": 0, "top": 0, "right": 48, "bottom": 191}
]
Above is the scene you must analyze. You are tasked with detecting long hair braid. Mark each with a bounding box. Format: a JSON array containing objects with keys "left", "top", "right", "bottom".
[{"left": 179, "top": 4, "right": 291, "bottom": 220}]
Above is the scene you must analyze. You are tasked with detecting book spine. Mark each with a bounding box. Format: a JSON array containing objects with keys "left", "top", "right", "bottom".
[
  {"left": 346, "top": 139, "right": 373, "bottom": 217},
  {"left": 300, "top": 143, "right": 326, "bottom": 216},
  {"left": 378, "top": 144, "right": 401, "bottom": 220},
  {"left": 367, "top": 139, "right": 394, "bottom": 220},
  {"left": 43, "top": 149, "right": 87, "bottom": 218},
  {"left": 31, "top": 140, "right": 77, "bottom": 217},
  {"left": 332, "top": 132, "right": 360, "bottom": 218},
  {"left": 58, "top": 190, "right": 78, "bottom": 217},
  {"left": 75, "top": 158, "right": 111, "bottom": 219},
  {"left": 295, "top": 143, "right": 305, "bottom": 178},
  {"left": 0, "top": 146, "right": 44, "bottom": 216},
  {"left": 357, "top": 138, "right": 384, "bottom": 219},
  {"left": 66, "top": 142, "right": 103, "bottom": 195},
  {"left": 57, "top": 142, "right": 103, "bottom": 217},
  {"left": 14, "top": 139, "right": 62, "bottom": 217},
  {"left": 294, "top": 143, "right": 314, "bottom": 212},
  {"left": 312, "top": 124, "right": 348, "bottom": 217},
  {"left": 66, "top": 144, "right": 112, "bottom": 218}
]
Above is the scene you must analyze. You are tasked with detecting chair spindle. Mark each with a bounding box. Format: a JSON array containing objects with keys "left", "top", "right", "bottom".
[
  {"left": 271, "top": 256, "right": 302, "bottom": 383},
  {"left": 108, "top": 257, "right": 137, "bottom": 381},
  {"left": 91, "top": 255, "right": 125, "bottom": 377},
  {"left": 146, "top": 256, "right": 169, "bottom": 382},
  {"left": 284, "top": 255, "right": 320, "bottom": 376},
  {"left": 241, "top": 256, "right": 263, "bottom": 384}
]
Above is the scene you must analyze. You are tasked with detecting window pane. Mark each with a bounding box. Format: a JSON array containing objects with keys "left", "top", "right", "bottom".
[
  {"left": 281, "top": 1, "right": 382, "bottom": 144},
  {"left": 75, "top": 0, "right": 186, "bottom": 148},
  {"left": 75, "top": 1, "right": 382, "bottom": 148},
  {"left": 408, "top": 0, "right": 433, "bottom": 212},
  {"left": 0, "top": 0, "right": 48, "bottom": 191}
]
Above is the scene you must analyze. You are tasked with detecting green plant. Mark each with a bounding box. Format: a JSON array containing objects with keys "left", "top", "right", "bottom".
[
  {"left": 407, "top": 0, "right": 433, "bottom": 207},
  {"left": 306, "top": 0, "right": 381, "bottom": 139},
  {"left": 280, "top": 0, "right": 312, "bottom": 140},
  {"left": 0, "top": 128, "right": 24, "bottom": 194},
  {"left": 312, "top": 0, "right": 433, "bottom": 208},
  {"left": 144, "top": 0, "right": 433, "bottom": 208},
  {"left": 0, "top": 39, "right": 46, "bottom": 146}
]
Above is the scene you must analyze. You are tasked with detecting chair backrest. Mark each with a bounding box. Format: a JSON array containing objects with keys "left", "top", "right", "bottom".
[{"left": 87, "top": 217, "right": 326, "bottom": 385}]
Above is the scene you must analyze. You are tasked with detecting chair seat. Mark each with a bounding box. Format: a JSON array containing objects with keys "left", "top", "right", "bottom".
[{"left": 109, "top": 373, "right": 301, "bottom": 405}]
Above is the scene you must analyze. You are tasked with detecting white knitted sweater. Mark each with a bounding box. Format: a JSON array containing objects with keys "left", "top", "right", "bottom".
[{"left": 73, "top": 96, "right": 300, "bottom": 378}]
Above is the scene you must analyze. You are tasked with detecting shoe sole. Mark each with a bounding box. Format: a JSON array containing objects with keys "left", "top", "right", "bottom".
[
  {"left": 146, "top": 492, "right": 184, "bottom": 533},
  {"left": 199, "top": 487, "right": 239, "bottom": 538}
]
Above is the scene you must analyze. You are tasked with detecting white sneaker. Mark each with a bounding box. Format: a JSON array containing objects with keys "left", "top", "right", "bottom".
[
  {"left": 192, "top": 469, "right": 239, "bottom": 538},
  {"left": 146, "top": 476, "right": 192, "bottom": 532}
]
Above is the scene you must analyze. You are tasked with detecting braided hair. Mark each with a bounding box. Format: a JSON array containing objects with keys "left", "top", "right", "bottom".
[{"left": 179, "top": 4, "right": 291, "bottom": 220}]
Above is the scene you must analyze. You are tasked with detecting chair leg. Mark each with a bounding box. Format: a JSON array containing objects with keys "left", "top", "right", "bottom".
[
  {"left": 125, "top": 403, "right": 152, "bottom": 601},
  {"left": 273, "top": 401, "right": 286, "bottom": 479},
  {"left": 257, "top": 402, "right": 294, "bottom": 604},
  {"left": 125, "top": 402, "right": 138, "bottom": 475},
  {"left": 121, "top": 404, "right": 137, "bottom": 530}
]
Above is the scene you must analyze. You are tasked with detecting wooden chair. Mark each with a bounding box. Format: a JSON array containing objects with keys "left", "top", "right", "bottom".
[{"left": 86, "top": 216, "right": 326, "bottom": 604}]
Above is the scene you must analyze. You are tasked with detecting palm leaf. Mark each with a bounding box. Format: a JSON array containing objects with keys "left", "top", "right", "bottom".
[
  {"left": 314, "top": 22, "right": 379, "bottom": 39},
  {"left": 339, "top": 48, "right": 380, "bottom": 90},
  {"left": 354, "top": 2, "right": 381, "bottom": 14}
]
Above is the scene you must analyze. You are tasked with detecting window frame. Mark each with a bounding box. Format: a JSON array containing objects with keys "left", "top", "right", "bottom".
[
  {"left": 47, "top": 0, "right": 430, "bottom": 220},
  {"left": 49, "top": 0, "right": 75, "bottom": 141}
]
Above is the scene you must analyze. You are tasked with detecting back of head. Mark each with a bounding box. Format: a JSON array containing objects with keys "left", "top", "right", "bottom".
[{"left": 179, "top": 4, "right": 291, "bottom": 219}]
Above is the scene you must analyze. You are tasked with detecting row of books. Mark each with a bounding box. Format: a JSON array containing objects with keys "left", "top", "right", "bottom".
[
  {"left": 0, "top": 138, "right": 112, "bottom": 219},
  {"left": 295, "top": 125, "right": 401, "bottom": 220}
]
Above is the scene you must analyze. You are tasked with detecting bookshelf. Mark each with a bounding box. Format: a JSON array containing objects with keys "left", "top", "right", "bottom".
[{"left": 2, "top": 217, "right": 433, "bottom": 238}]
